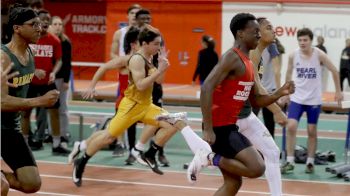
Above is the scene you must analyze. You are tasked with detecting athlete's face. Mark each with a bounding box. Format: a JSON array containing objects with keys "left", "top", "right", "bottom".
[
  {"left": 137, "top": 14, "right": 151, "bottom": 27},
  {"left": 16, "top": 17, "right": 42, "bottom": 44},
  {"left": 240, "top": 20, "right": 261, "bottom": 50},
  {"left": 39, "top": 13, "right": 51, "bottom": 35},
  {"left": 144, "top": 36, "right": 161, "bottom": 55},
  {"left": 128, "top": 8, "right": 140, "bottom": 26},
  {"left": 259, "top": 19, "right": 275, "bottom": 45},
  {"left": 297, "top": 35, "right": 312, "bottom": 52},
  {"left": 50, "top": 18, "right": 63, "bottom": 36}
]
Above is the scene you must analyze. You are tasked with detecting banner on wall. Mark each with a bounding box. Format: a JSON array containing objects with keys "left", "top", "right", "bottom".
[
  {"left": 222, "top": 3, "right": 350, "bottom": 91},
  {"left": 45, "top": 2, "right": 107, "bottom": 63}
]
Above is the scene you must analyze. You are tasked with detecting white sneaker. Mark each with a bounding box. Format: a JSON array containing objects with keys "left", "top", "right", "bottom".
[
  {"left": 156, "top": 112, "right": 188, "bottom": 124},
  {"left": 68, "top": 141, "right": 81, "bottom": 165},
  {"left": 187, "top": 148, "right": 211, "bottom": 184},
  {"left": 131, "top": 147, "right": 147, "bottom": 166}
]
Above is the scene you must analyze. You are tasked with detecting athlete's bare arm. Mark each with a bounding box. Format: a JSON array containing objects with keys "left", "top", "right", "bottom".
[
  {"left": 249, "top": 77, "right": 295, "bottom": 108},
  {"left": 250, "top": 47, "right": 287, "bottom": 126},
  {"left": 318, "top": 48, "right": 343, "bottom": 104},
  {"left": 285, "top": 52, "right": 294, "bottom": 82},
  {"left": 110, "top": 30, "right": 122, "bottom": 59},
  {"left": 201, "top": 50, "right": 241, "bottom": 144},
  {"left": 1, "top": 51, "right": 59, "bottom": 112},
  {"left": 129, "top": 55, "right": 168, "bottom": 91},
  {"left": 82, "top": 55, "right": 130, "bottom": 99}
]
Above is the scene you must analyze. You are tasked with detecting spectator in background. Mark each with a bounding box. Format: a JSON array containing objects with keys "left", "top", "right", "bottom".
[
  {"left": 192, "top": 35, "right": 219, "bottom": 85},
  {"left": 21, "top": 10, "right": 70, "bottom": 155},
  {"left": 281, "top": 28, "right": 342, "bottom": 174},
  {"left": 340, "top": 38, "right": 350, "bottom": 91},
  {"left": 316, "top": 35, "right": 328, "bottom": 91},
  {"left": 49, "top": 16, "right": 72, "bottom": 145}
]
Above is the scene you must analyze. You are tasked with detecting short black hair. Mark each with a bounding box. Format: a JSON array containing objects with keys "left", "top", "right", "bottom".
[
  {"left": 297, "top": 28, "right": 314, "bottom": 40},
  {"left": 135, "top": 9, "right": 151, "bottom": 19},
  {"left": 230, "top": 13, "right": 256, "bottom": 39},
  {"left": 256, "top": 17, "right": 267, "bottom": 24},
  {"left": 123, "top": 26, "right": 140, "bottom": 54},
  {"left": 138, "top": 26, "right": 160, "bottom": 45},
  {"left": 127, "top": 4, "right": 141, "bottom": 14},
  {"left": 8, "top": 4, "right": 38, "bottom": 34}
]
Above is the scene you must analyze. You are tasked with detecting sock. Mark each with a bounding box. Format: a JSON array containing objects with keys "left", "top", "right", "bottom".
[
  {"left": 180, "top": 126, "right": 211, "bottom": 154},
  {"left": 158, "top": 146, "right": 164, "bottom": 156},
  {"left": 79, "top": 140, "right": 87, "bottom": 151},
  {"left": 53, "top": 136, "right": 60, "bottom": 148},
  {"left": 287, "top": 156, "right": 295, "bottom": 164},
  {"left": 135, "top": 141, "right": 145, "bottom": 151},
  {"left": 145, "top": 140, "right": 161, "bottom": 158},
  {"left": 210, "top": 153, "right": 221, "bottom": 166},
  {"left": 80, "top": 152, "right": 91, "bottom": 167},
  {"left": 306, "top": 157, "right": 314, "bottom": 165}
]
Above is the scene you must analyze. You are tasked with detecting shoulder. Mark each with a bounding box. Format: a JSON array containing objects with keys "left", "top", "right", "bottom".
[
  {"left": 1, "top": 50, "right": 11, "bottom": 69},
  {"left": 129, "top": 54, "right": 145, "bottom": 66},
  {"left": 220, "top": 49, "right": 240, "bottom": 68},
  {"left": 113, "top": 29, "right": 122, "bottom": 39}
]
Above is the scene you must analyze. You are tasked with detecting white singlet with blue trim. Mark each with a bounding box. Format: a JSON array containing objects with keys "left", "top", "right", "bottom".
[
  {"left": 118, "top": 26, "right": 128, "bottom": 56},
  {"left": 290, "top": 47, "right": 323, "bottom": 105}
]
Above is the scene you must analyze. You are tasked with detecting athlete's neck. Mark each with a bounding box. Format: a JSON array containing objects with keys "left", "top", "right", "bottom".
[
  {"left": 233, "top": 41, "right": 250, "bottom": 57},
  {"left": 301, "top": 47, "right": 313, "bottom": 56},
  {"left": 138, "top": 48, "right": 153, "bottom": 61},
  {"left": 7, "top": 36, "right": 29, "bottom": 55}
]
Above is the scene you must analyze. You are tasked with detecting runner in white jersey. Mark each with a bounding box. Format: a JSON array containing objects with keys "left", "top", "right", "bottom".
[
  {"left": 281, "top": 28, "right": 343, "bottom": 174},
  {"left": 237, "top": 17, "right": 287, "bottom": 196}
]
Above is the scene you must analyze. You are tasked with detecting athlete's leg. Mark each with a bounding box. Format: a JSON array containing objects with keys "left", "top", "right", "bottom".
[
  {"left": 305, "top": 105, "right": 321, "bottom": 173},
  {"left": 214, "top": 168, "right": 242, "bottom": 196},
  {"left": 238, "top": 113, "right": 281, "bottom": 196},
  {"left": 285, "top": 102, "right": 304, "bottom": 165},
  {"left": 1, "top": 131, "right": 41, "bottom": 193}
]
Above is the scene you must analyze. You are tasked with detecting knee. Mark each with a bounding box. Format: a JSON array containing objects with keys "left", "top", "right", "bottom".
[
  {"left": 21, "top": 177, "right": 41, "bottom": 193},
  {"left": 247, "top": 162, "right": 265, "bottom": 178},
  {"left": 104, "top": 132, "right": 117, "bottom": 145},
  {"left": 261, "top": 146, "right": 280, "bottom": 164}
]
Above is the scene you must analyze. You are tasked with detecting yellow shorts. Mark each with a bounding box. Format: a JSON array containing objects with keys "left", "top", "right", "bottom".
[{"left": 108, "top": 97, "right": 167, "bottom": 137}]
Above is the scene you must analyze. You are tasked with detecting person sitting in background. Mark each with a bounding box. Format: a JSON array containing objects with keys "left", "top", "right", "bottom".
[{"left": 192, "top": 35, "right": 218, "bottom": 85}]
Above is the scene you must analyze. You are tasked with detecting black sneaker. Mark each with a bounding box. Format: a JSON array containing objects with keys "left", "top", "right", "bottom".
[
  {"left": 43, "top": 135, "right": 53, "bottom": 143},
  {"left": 305, "top": 163, "right": 315, "bottom": 173},
  {"left": 72, "top": 158, "right": 85, "bottom": 187},
  {"left": 112, "top": 144, "right": 126, "bottom": 157},
  {"left": 158, "top": 154, "right": 169, "bottom": 167},
  {"left": 52, "top": 144, "right": 71, "bottom": 156},
  {"left": 125, "top": 154, "right": 136, "bottom": 165},
  {"left": 141, "top": 153, "right": 163, "bottom": 175},
  {"left": 28, "top": 139, "right": 43, "bottom": 151}
]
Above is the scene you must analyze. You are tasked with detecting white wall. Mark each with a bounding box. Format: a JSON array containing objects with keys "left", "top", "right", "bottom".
[{"left": 222, "top": 3, "right": 350, "bottom": 92}]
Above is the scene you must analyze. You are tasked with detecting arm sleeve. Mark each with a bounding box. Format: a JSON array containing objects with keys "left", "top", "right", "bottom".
[
  {"left": 192, "top": 51, "right": 201, "bottom": 81},
  {"left": 268, "top": 43, "right": 280, "bottom": 59}
]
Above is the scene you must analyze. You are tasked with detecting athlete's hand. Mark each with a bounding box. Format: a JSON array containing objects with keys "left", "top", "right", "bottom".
[
  {"left": 273, "top": 110, "right": 287, "bottom": 127},
  {"left": 41, "top": 90, "right": 59, "bottom": 107},
  {"left": 203, "top": 128, "right": 216, "bottom": 145},
  {"left": 82, "top": 87, "right": 97, "bottom": 100},
  {"left": 48, "top": 72, "right": 56, "bottom": 84},
  {"left": 335, "top": 91, "right": 343, "bottom": 106},
  {"left": 276, "top": 81, "right": 295, "bottom": 97},
  {"left": 34, "top": 69, "right": 46, "bottom": 80},
  {"left": 157, "top": 48, "right": 170, "bottom": 73},
  {"left": 1, "top": 63, "right": 19, "bottom": 88}
]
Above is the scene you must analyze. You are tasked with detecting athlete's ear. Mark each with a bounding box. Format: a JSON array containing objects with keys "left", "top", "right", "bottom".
[
  {"left": 13, "top": 25, "right": 21, "bottom": 33},
  {"left": 237, "top": 30, "right": 244, "bottom": 39}
]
